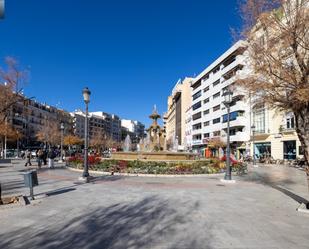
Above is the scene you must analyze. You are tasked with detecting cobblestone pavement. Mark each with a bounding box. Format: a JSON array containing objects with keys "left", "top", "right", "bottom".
[{"left": 0, "top": 160, "right": 308, "bottom": 249}]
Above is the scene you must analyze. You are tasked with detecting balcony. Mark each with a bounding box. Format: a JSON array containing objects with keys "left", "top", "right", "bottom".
[
  {"left": 221, "top": 131, "right": 248, "bottom": 142},
  {"left": 221, "top": 55, "right": 244, "bottom": 76},
  {"left": 230, "top": 131, "right": 249, "bottom": 142},
  {"left": 222, "top": 116, "right": 248, "bottom": 129},
  {"left": 229, "top": 101, "right": 248, "bottom": 113}
]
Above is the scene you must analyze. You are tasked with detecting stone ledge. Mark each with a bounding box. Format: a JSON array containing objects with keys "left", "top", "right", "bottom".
[{"left": 66, "top": 166, "right": 227, "bottom": 178}]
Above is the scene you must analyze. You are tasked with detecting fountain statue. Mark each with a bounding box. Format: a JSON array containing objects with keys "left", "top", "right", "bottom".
[
  {"left": 123, "top": 134, "right": 132, "bottom": 152},
  {"left": 111, "top": 106, "right": 195, "bottom": 161},
  {"left": 146, "top": 105, "right": 165, "bottom": 151}
]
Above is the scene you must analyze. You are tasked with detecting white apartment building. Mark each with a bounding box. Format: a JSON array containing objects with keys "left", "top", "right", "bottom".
[
  {"left": 121, "top": 119, "right": 145, "bottom": 138},
  {"left": 191, "top": 40, "right": 251, "bottom": 159}
]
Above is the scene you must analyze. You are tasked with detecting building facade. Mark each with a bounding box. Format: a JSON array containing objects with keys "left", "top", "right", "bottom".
[
  {"left": 250, "top": 106, "right": 303, "bottom": 160},
  {"left": 191, "top": 40, "right": 251, "bottom": 158},
  {"left": 8, "top": 96, "right": 72, "bottom": 148},
  {"left": 184, "top": 106, "right": 192, "bottom": 151},
  {"left": 72, "top": 111, "right": 121, "bottom": 142},
  {"left": 190, "top": 40, "right": 303, "bottom": 160},
  {"left": 164, "top": 77, "right": 193, "bottom": 151},
  {"left": 121, "top": 119, "right": 145, "bottom": 139}
]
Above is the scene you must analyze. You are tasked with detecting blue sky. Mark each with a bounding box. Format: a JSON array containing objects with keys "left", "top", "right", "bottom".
[{"left": 0, "top": 0, "right": 241, "bottom": 126}]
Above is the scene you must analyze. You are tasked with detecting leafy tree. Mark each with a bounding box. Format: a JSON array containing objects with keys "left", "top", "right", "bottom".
[{"left": 64, "top": 135, "right": 82, "bottom": 147}]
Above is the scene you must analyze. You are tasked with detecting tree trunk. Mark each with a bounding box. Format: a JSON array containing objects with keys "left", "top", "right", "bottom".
[{"left": 294, "top": 108, "right": 309, "bottom": 198}]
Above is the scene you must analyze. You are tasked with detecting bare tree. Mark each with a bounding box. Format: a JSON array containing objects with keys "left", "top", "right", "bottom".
[
  {"left": 36, "top": 119, "right": 61, "bottom": 148},
  {"left": 237, "top": 0, "right": 309, "bottom": 186},
  {"left": 0, "top": 57, "right": 28, "bottom": 123},
  {"left": 90, "top": 132, "right": 106, "bottom": 154},
  {"left": 0, "top": 57, "right": 28, "bottom": 156}
]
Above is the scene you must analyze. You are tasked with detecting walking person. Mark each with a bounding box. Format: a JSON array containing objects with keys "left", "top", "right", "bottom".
[
  {"left": 24, "top": 150, "right": 32, "bottom": 167},
  {"left": 42, "top": 149, "right": 47, "bottom": 165},
  {"left": 48, "top": 148, "right": 56, "bottom": 169},
  {"left": 37, "top": 149, "right": 44, "bottom": 169}
]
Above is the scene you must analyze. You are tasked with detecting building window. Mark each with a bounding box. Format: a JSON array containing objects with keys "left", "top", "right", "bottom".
[
  {"left": 192, "top": 112, "right": 202, "bottom": 121},
  {"left": 204, "top": 86, "right": 209, "bottom": 93},
  {"left": 213, "top": 92, "right": 220, "bottom": 99},
  {"left": 222, "top": 111, "right": 238, "bottom": 123},
  {"left": 213, "top": 104, "right": 220, "bottom": 112},
  {"left": 204, "top": 121, "right": 210, "bottom": 126},
  {"left": 203, "top": 109, "right": 210, "bottom": 115},
  {"left": 253, "top": 104, "right": 265, "bottom": 133},
  {"left": 193, "top": 90, "right": 202, "bottom": 101},
  {"left": 204, "top": 98, "right": 209, "bottom": 104},
  {"left": 202, "top": 74, "right": 209, "bottom": 81},
  {"left": 213, "top": 117, "right": 221, "bottom": 124},
  {"left": 193, "top": 134, "right": 202, "bottom": 140},
  {"left": 212, "top": 66, "right": 220, "bottom": 74},
  {"left": 213, "top": 80, "right": 220, "bottom": 87},
  {"left": 192, "top": 81, "right": 201, "bottom": 91},
  {"left": 204, "top": 133, "right": 210, "bottom": 138},
  {"left": 286, "top": 116, "right": 295, "bottom": 129},
  {"left": 193, "top": 123, "right": 202, "bottom": 130},
  {"left": 192, "top": 101, "right": 202, "bottom": 111},
  {"left": 213, "top": 130, "right": 220, "bottom": 136}
]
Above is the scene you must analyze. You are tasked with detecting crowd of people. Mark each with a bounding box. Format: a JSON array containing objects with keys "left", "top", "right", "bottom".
[{"left": 22, "top": 148, "right": 58, "bottom": 169}]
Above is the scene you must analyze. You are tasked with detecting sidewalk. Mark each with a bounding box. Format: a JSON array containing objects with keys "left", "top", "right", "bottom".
[
  {"left": 0, "top": 159, "right": 81, "bottom": 199},
  {"left": 1, "top": 160, "right": 309, "bottom": 249}
]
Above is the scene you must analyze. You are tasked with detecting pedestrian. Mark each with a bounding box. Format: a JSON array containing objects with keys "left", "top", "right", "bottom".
[
  {"left": 37, "top": 149, "right": 44, "bottom": 169},
  {"left": 20, "top": 151, "right": 25, "bottom": 159},
  {"left": 24, "top": 150, "right": 32, "bottom": 167},
  {"left": 47, "top": 148, "right": 56, "bottom": 169},
  {"left": 42, "top": 149, "right": 47, "bottom": 165}
]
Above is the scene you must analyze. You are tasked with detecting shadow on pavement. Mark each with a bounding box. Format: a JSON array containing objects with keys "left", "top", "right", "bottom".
[
  {"left": 90, "top": 175, "right": 125, "bottom": 183},
  {"left": 0, "top": 196, "right": 207, "bottom": 249},
  {"left": 45, "top": 187, "right": 76, "bottom": 197},
  {"left": 243, "top": 170, "right": 309, "bottom": 206}
]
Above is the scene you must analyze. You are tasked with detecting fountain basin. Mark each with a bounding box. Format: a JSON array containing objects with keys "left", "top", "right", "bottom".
[{"left": 111, "top": 151, "right": 196, "bottom": 161}]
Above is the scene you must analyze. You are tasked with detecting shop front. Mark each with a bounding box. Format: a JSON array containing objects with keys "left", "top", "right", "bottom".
[
  {"left": 254, "top": 142, "right": 271, "bottom": 159},
  {"left": 283, "top": 140, "right": 296, "bottom": 160}
]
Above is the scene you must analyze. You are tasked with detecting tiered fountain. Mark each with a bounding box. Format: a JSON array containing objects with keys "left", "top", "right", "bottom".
[{"left": 112, "top": 106, "right": 196, "bottom": 161}]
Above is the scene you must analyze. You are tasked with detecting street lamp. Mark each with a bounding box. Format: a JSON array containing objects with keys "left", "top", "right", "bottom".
[
  {"left": 251, "top": 124, "right": 257, "bottom": 167},
  {"left": 82, "top": 87, "right": 91, "bottom": 180},
  {"left": 60, "top": 122, "right": 64, "bottom": 162},
  {"left": 223, "top": 89, "right": 233, "bottom": 181}
]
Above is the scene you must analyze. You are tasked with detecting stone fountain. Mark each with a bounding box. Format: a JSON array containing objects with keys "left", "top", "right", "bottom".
[{"left": 112, "top": 106, "right": 196, "bottom": 161}]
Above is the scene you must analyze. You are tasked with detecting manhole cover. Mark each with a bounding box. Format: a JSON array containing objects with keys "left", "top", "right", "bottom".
[{"left": 216, "top": 184, "right": 225, "bottom": 187}]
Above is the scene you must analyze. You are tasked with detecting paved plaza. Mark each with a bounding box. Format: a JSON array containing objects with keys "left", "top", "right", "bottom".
[{"left": 0, "top": 160, "right": 308, "bottom": 249}]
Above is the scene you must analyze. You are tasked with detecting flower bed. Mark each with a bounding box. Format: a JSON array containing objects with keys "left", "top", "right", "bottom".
[{"left": 67, "top": 156, "right": 246, "bottom": 175}]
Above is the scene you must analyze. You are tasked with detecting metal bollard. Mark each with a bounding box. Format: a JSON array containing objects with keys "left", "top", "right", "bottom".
[{"left": 23, "top": 170, "right": 38, "bottom": 200}]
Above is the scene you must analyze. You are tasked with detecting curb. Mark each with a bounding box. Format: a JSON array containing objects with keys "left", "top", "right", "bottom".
[{"left": 66, "top": 166, "right": 226, "bottom": 178}]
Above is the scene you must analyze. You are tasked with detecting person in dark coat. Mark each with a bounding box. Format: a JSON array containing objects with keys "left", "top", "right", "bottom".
[{"left": 47, "top": 148, "right": 56, "bottom": 169}]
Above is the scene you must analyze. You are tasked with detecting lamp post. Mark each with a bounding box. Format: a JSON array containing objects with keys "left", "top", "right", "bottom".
[
  {"left": 60, "top": 122, "right": 64, "bottom": 162},
  {"left": 251, "top": 125, "right": 257, "bottom": 167},
  {"left": 82, "top": 87, "right": 91, "bottom": 180},
  {"left": 223, "top": 89, "right": 233, "bottom": 181}
]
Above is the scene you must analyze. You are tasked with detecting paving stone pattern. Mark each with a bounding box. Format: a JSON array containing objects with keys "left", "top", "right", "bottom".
[{"left": 0, "top": 160, "right": 308, "bottom": 249}]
